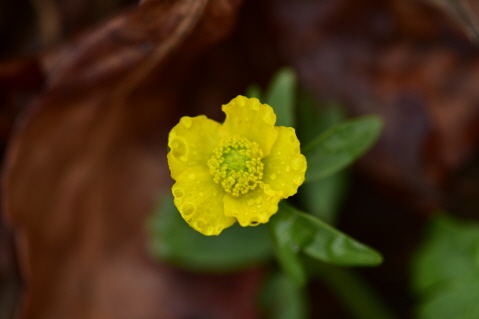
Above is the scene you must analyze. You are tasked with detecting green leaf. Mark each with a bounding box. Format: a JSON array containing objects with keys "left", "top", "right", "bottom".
[
  {"left": 260, "top": 272, "right": 309, "bottom": 319},
  {"left": 246, "top": 83, "right": 262, "bottom": 99},
  {"left": 147, "top": 195, "right": 272, "bottom": 272},
  {"left": 268, "top": 202, "right": 382, "bottom": 284},
  {"left": 300, "top": 172, "right": 349, "bottom": 224},
  {"left": 412, "top": 214, "right": 479, "bottom": 319},
  {"left": 296, "top": 94, "right": 346, "bottom": 145},
  {"left": 296, "top": 96, "right": 349, "bottom": 224},
  {"left": 303, "top": 115, "right": 383, "bottom": 182},
  {"left": 265, "top": 67, "right": 296, "bottom": 127},
  {"left": 268, "top": 211, "right": 307, "bottom": 286}
]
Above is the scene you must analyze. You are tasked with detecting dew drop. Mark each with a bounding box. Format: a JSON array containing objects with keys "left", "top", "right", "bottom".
[
  {"left": 180, "top": 155, "right": 188, "bottom": 162},
  {"left": 269, "top": 173, "right": 277, "bottom": 180},
  {"left": 289, "top": 134, "right": 296, "bottom": 143},
  {"left": 205, "top": 225, "right": 214, "bottom": 235},
  {"left": 181, "top": 117, "right": 192, "bottom": 128},
  {"left": 251, "top": 100, "right": 260, "bottom": 110},
  {"left": 292, "top": 156, "right": 304, "bottom": 171},
  {"left": 169, "top": 129, "right": 177, "bottom": 138},
  {"left": 188, "top": 173, "right": 196, "bottom": 181},
  {"left": 199, "top": 192, "right": 204, "bottom": 197},
  {"left": 263, "top": 110, "right": 275, "bottom": 125},
  {"left": 293, "top": 176, "right": 303, "bottom": 185},
  {"left": 247, "top": 199, "right": 255, "bottom": 206},
  {"left": 181, "top": 203, "right": 195, "bottom": 216},
  {"left": 286, "top": 165, "right": 291, "bottom": 172},
  {"left": 194, "top": 219, "right": 206, "bottom": 230},
  {"left": 170, "top": 137, "right": 188, "bottom": 159},
  {"left": 277, "top": 151, "right": 282, "bottom": 155},
  {"left": 237, "top": 97, "right": 245, "bottom": 106},
  {"left": 255, "top": 196, "right": 263, "bottom": 204},
  {"left": 173, "top": 188, "right": 184, "bottom": 198}
]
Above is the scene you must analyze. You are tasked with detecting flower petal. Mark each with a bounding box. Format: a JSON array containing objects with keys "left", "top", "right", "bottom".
[
  {"left": 262, "top": 126, "right": 307, "bottom": 198},
  {"left": 167, "top": 115, "right": 221, "bottom": 180},
  {"left": 172, "top": 166, "right": 235, "bottom": 235},
  {"left": 223, "top": 187, "right": 281, "bottom": 227},
  {"left": 221, "top": 96, "right": 278, "bottom": 157}
]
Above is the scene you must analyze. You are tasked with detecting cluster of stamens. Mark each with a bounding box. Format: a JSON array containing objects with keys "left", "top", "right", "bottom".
[{"left": 208, "top": 136, "right": 264, "bottom": 196}]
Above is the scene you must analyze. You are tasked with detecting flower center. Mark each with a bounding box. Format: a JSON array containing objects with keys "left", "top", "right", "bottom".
[{"left": 208, "top": 136, "right": 264, "bottom": 196}]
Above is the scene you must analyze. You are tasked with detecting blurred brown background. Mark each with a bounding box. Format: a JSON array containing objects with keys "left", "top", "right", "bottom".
[{"left": 1, "top": 0, "right": 479, "bottom": 318}]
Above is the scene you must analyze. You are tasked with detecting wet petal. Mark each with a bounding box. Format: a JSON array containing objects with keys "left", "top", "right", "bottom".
[
  {"left": 262, "top": 126, "right": 307, "bottom": 198},
  {"left": 168, "top": 115, "right": 221, "bottom": 180},
  {"left": 172, "top": 166, "right": 235, "bottom": 235},
  {"left": 221, "top": 96, "right": 278, "bottom": 157},
  {"left": 223, "top": 186, "right": 281, "bottom": 227}
]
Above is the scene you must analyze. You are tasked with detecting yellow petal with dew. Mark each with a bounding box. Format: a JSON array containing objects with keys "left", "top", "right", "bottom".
[
  {"left": 262, "top": 126, "right": 307, "bottom": 198},
  {"left": 223, "top": 186, "right": 281, "bottom": 227},
  {"left": 172, "top": 166, "right": 235, "bottom": 235},
  {"left": 168, "top": 115, "right": 221, "bottom": 180},
  {"left": 221, "top": 96, "right": 278, "bottom": 157}
]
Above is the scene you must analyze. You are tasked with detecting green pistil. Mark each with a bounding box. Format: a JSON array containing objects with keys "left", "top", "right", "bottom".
[{"left": 208, "top": 136, "right": 264, "bottom": 196}]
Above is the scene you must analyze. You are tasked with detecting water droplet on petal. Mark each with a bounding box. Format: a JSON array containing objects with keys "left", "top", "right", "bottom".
[
  {"left": 188, "top": 173, "right": 196, "bottom": 181},
  {"left": 173, "top": 188, "right": 184, "bottom": 198},
  {"left": 255, "top": 196, "right": 263, "bottom": 204},
  {"left": 286, "top": 165, "right": 291, "bottom": 172},
  {"left": 194, "top": 219, "right": 205, "bottom": 230},
  {"left": 170, "top": 137, "right": 188, "bottom": 160},
  {"left": 205, "top": 225, "right": 214, "bottom": 235},
  {"left": 251, "top": 100, "right": 260, "bottom": 110},
  {"left": 292, "top": 156, "right": 304, "bottom": 171},
  {"left": 181, "top": 117, "right": 192, "bottom": 128},
  {"left": 169, "top": 129, "right": 176, "bottom": 138},
  {"left": 293, "top": 176, "right": 303, "bottom": 185},
  {"left": 263, "top": 110, "right": 275, "bottom": 125},
  {"left": 269, "top": 173, "right": 277, "bottom": 180},
  {"left": 237, "top": 97, "right": 245, "bottom": 106},
  {"left": 277, "top": 151, "right": 282, "bottom": 155},
  {"left": 247, "top": 199, "right": 255, "bottom": 206},
  {"left": 289, "top": 134, "right": 296, "bottom": 143},
  {"left": 181, "top": 203, "right": 195, "bottom": 216},
  {"left": 199, "top": 192, "right": 204, "bottom": 197}
]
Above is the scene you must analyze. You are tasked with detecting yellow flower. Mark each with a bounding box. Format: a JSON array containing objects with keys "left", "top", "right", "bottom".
[{"left": 167, "top": 95, "right": 307, "bottom": 235}]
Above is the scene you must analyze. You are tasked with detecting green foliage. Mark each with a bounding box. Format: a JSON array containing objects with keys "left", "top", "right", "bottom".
[
  {"left": 412, "top": 213, "right": 479, "bottom": 319},
  {"left": 297, "top": 97, "right": 349, "bottom": 224},
  {"left": 148, "top": 195, "right": 272, "bottom": 272},
  {"left": 264, "top": 67, "right": 297, "bottom": 128},
  {"left": 246, "top": 83, "right": 262, "bottom": 100},
  {"left": 260, "top": 272, "right": 309, "bottom": 319},
  {"left": 268, "top": 202, "right": 383, "bottom": 286},
  {"left": 303, "top": 115, "right": 383, "bottom": 182}
]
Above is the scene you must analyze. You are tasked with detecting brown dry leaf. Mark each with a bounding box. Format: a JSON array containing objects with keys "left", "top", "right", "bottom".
[
  {"left": 1, "top": 0, "right": 268, "bottom": 318},
  {"left": 272, "top": 0, "right": 479, "bottom": 210}
]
